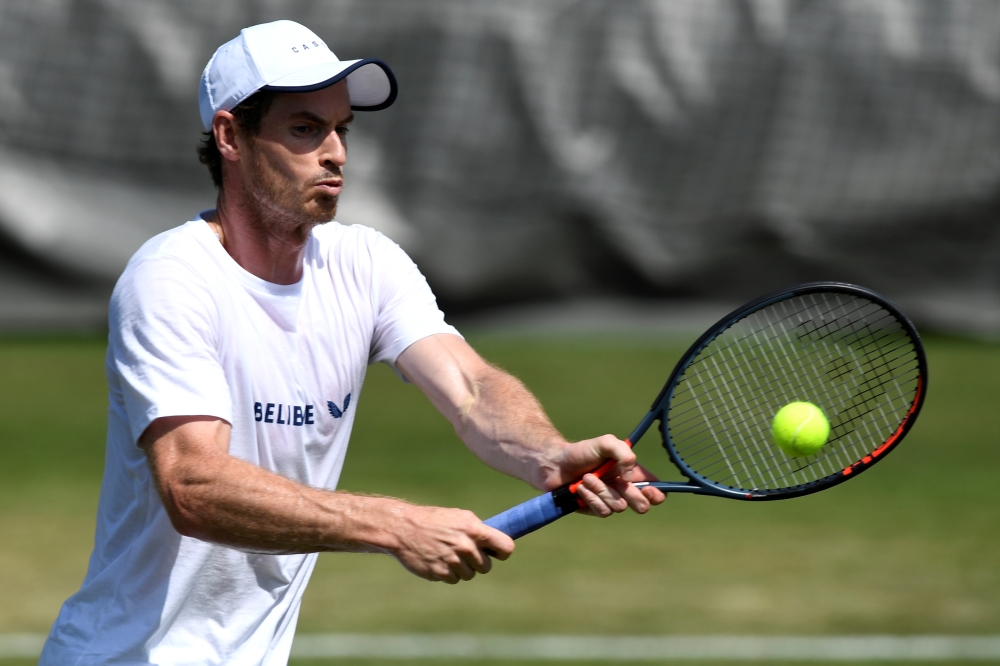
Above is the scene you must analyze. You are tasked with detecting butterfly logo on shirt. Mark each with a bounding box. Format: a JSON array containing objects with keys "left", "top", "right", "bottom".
[{"left": 327, "top": 393, "right": 352, "bottom": 419}]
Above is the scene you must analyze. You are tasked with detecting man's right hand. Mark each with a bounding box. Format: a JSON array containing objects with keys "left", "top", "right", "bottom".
[{"left": 384, "top": 504, "right": 515, "bottom": 584}]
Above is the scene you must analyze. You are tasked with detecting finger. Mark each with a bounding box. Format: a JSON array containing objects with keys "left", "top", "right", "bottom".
[
  {"left": 445, "top": 556, "right": 477, "bottom": 583},
  {"left": 454, "top": 562, "right": 477, "bottom": 582},
  {"left": 458, "top": 538, "right": 493, "bottom": 575},
  {"left": 574, "top": 482, "right": 611, "bottom": 517},
  {"left": 470, "top": 551, "right": 493, "bottom": 575},
  {"left": 433, "top": 566, "right": 460, "bottom": 584},
  {"left": 582, "top": 473, "right": 629, "bottom": 512},
  {"left": 592, "top": 435, "right": 637, "bottom": 481},
  {"left": 476, "top": 526, "right": 515, "bottom": 561},
  {"left": 577, "top": 474, "right": 628, "bottom": 516},
  {"left": 614, "top": 478, "right": 653, "bottom": 514},
  {"left": 642, "top": 485, "right": 667, "bottom": 505},
  {"left": 622, "top": 464, "right": 666, "bottom": 507}
]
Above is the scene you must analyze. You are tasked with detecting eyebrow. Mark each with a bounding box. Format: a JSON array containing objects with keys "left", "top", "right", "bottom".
[{"left": 288, "top": 110, "right": 354, "bottom": 126}]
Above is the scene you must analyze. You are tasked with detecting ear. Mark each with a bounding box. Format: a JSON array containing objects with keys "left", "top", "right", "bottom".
[{"left": 212, "top": 110, "right": 241, "bottom": 163}]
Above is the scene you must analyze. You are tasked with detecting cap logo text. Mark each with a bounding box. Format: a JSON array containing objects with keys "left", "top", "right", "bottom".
[{"left": 291, "top": 41, "right": 321, "bottom": 54}]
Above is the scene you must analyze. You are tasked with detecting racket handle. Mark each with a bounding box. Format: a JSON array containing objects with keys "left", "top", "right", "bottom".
[
  {"left": 483, "top": 486, "right": 578, "bottom": 539},
  {"left": 484, "top": 439, "right": 637, "bottom": 539}
]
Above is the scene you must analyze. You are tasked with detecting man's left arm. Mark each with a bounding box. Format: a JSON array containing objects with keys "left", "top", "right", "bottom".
[{"left": 396, "top": 334, "right": 666, "bottom": 517}]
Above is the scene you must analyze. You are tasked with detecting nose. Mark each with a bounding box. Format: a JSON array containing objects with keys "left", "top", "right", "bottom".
[{"left": 321, "top": 130, "right": 347, "bottom": 170}]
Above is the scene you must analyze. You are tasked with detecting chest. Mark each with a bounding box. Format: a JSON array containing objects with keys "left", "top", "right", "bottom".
[{"left": 210, "top": 268, "right": 375, "bottom": 478}]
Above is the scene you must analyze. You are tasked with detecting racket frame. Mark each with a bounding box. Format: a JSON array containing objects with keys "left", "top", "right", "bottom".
[{"left": 639, "top": 281, "right": 927, "bottom": 501}]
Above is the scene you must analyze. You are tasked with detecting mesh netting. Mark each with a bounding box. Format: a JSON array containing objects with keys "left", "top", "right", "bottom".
[
  {"left": 1, "top": 2, "right": 999, "bottom": 330},
  {"left": 666, "top": 291, "right": 921, "bottom": 493}
]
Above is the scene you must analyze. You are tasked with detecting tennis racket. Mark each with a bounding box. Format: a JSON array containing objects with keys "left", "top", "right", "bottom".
[{"left": 484, "top": 282, "right": 927, "bottom": 539}]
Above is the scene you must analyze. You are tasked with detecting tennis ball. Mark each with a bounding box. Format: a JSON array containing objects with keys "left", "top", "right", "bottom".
[{"left": 771, "top": 402, "right": 830, "bottom": 457}]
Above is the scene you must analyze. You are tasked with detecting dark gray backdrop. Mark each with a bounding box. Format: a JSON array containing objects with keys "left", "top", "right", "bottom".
[{"left": 1, "top": 0, "right": 999, "bottom": 334}]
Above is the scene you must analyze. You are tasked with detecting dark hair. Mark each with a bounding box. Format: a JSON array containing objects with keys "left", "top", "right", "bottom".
[{"left": 197, "top": 90, "right": 279, "bottom": 189}]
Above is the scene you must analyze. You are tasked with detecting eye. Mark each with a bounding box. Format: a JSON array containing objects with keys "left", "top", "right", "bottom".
[
  {"left": 292, "top": 124, "right": 315, "bottom": 136},
  {"left": 336, "top": 125, "right": 350, "bottom": 138}
]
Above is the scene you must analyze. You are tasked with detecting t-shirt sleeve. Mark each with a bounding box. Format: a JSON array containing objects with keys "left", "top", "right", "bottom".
[
  {"left": 109, "top": 255, "right": 233, "bottom": 444},
  {"left": 366, "top": 232, "right": 461, "bottom": 372}
]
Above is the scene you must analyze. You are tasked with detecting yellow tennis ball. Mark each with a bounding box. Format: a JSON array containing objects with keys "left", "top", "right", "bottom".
[{"left": 771, "top": 402, "right": 830, "bottom": 457}]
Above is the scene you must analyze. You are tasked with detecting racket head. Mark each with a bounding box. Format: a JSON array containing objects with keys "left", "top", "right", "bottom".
[{"left": 652, "top": 282, "right": 927, "bottom": 501}]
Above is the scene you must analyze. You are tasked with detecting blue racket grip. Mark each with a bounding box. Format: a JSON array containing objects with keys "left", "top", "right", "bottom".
[{"left": 483, "top": 487, "right": 579, "bottom": 539}]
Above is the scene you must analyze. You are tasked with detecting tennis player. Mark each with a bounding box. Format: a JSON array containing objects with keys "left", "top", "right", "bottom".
[{"left": 40, "top": 20, "right": 664, "bottom": 665}]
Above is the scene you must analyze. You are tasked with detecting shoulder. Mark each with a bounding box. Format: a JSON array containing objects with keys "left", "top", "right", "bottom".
[
  {"left": 112, "top": 220, "right": 221, "bottom": 320},
  {"left": 310, "top": 222, "right": 415, "bottom": 279},
  {"left": 121, "top": 219, "right": 217, "bottom": 280},
  {"left": 312, "top": 221, "right": 402, "bottom": 257}
]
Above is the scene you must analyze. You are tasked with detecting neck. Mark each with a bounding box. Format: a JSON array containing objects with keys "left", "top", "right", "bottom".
[{"left": 207, "top": 191, "right": 317, "bottom": 286}]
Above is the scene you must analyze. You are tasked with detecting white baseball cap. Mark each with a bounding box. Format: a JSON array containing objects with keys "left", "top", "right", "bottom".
[{"left": 199, "top": 20, "right": 398, "bottom": 131}]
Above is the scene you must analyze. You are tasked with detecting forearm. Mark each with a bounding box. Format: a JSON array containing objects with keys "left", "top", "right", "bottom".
[
  {"left": 151, "top": 448, "right": 413, "bottom": 555},
  {"left": 451, "top": 367, "right": 569, "bottom": 491},
  {"left": 396, "top": 335, "right": 664, "bottom": 518},
  {"left": 142, "top": 414, "right": 514, "bottom": 581},
  {"left": 397, "top": 335, "right": 588, "bottom": 490},
  {"left": 449, "top": 366, "right": 666, "bottom": 516}
]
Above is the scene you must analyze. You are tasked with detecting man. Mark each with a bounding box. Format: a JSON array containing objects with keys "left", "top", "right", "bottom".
[{"left": 41, "top": 20, "right": 664, "bottom": 665}]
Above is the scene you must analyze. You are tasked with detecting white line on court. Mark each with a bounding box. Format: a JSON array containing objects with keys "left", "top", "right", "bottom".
[
  {"left": 288, "top": 635, "right": 1000, "bottom": 661},
  {"left": 6, "top": 634, "right": 1000, "bottom": 660}
]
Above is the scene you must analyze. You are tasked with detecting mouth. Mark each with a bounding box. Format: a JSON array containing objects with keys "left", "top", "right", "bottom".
[{"left": 314, "top": 179, "right": 343, "bottom": 197}]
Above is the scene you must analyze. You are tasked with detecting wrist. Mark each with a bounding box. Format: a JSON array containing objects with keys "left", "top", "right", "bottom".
[
  {"left": 532, "top": 437, "right": 573, "bottom": 491},
  {"left": 322, "top": 493, "right": 412, "bottom": 554}
]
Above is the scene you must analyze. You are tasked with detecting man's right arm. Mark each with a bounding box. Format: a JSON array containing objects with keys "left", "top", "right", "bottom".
[{"left": 140, "top": 415, "right": 514, "bottom": 584}]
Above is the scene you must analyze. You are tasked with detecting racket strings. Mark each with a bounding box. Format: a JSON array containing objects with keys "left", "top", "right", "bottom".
[
  {"left": 668, "top": 323, "right": 916, "bottom": 455},
  {"left": 692, "top": 298, "right": 916, "bottom": 486},
  {"left": 667, "top": 307, "right": 908, "bottom": 443},
  {"left": 688, "top": 298, "right": 916, "bottom": 486},
  {"left": 666, "top": 293, "right": 920, "bottom": 492}
]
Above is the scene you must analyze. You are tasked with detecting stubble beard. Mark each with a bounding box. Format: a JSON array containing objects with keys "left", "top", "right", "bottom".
[{"left": 243, "top": 142, "right": 340, "bottom": 243}]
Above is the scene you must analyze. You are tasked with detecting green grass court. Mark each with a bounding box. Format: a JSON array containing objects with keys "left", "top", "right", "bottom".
[
  {"left": 0, "top": 333, "right": 997, "bottom": 664},
  {"left": 0, "top": 661, "right": 994, "bottom": 666}
]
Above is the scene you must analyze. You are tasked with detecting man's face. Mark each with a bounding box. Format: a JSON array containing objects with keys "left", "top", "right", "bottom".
[{"left": 238, "top": 81, "right": 353, "bottom": 234}]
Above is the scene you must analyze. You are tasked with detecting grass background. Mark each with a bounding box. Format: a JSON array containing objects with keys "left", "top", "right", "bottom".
[
  {"left": 0, "top": 660, "right": 994, "bottom": 666},
  {"left": 0, "top": 333, "right": 997, "bottom": 663}
]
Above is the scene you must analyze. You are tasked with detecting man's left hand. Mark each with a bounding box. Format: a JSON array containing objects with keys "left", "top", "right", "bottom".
[{"left": 548, "top": 435, "right": 667, "bottom": 517}]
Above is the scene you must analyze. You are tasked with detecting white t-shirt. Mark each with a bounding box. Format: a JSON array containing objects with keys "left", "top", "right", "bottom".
[{"left": 41, "top": 215, "right": 459, "bottom": 666}]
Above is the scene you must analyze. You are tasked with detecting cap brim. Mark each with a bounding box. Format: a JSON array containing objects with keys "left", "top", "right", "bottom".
[{"left": 262, "top": 58, "right": 397, "bottom": 111}]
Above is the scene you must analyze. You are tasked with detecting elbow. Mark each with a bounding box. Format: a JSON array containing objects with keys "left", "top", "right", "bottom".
[
  {"left": 158, "top": 481, "right": 210, "bottom": 540},
  {"left": 167, "top": 514, "right": 200, "bottom": 539}
]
